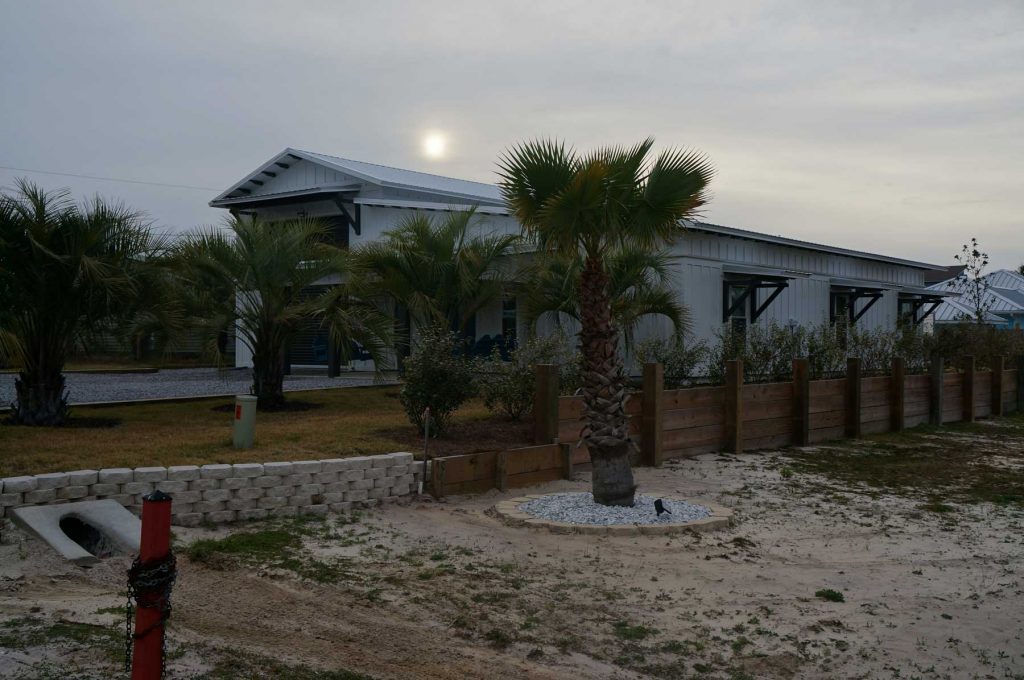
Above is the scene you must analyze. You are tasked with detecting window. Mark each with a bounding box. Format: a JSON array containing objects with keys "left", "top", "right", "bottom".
[
  {"left": 501, "top": 297, "right": 517, "bottom": 346},
  {"left": 830, "top": 292, "right": 852, "bottom": 325},
  {"left": 724, "top": 282, "right": 751, "bottom": 333},
  {"left": 898, "top": 299, "right": 916, "bottom": 325}
]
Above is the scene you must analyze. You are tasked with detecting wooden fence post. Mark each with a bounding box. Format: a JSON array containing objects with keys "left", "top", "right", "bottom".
[
  {"left": 890, "top": 357, "right": 905, "bottom": 432},
  {"left": 929, "top": 356, "right": 944, "bottom": 426},
  {"left": 845, "top": 357, "right": 862, "bottom": 439},
  {"left": 792, "top": 358, "right": 810, "bottom": 446},
  {"left": 495, "top": 450, "right": 508, "bottom": 492},
  {"left": 560, "top": 442, "right": 574, "bottom": 480},
  {"left": 430, "top": 458, "right": 446, "bottom": 499},
  {"left": 1017, "top": 355, "right": 1024, "bottom": 414},
  {"left": 533, "top": 363, "right": 559, "bottom": 445},
  {"left": 724, "top": 359, "right": 743, "bottom": 453},
  {"left": 991, "top": 356, "right": 1004, "bottom": 417},
  {"left": 641, "top": 363, "right": 664, "bottom": 466},
  {"left": 963, "top": 355, "right": 975, "bottom": 423}
]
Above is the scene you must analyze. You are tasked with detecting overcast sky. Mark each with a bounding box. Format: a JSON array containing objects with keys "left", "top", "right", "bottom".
[{"left": 1, "top": 1, "right": 1021, "bottom": 268}]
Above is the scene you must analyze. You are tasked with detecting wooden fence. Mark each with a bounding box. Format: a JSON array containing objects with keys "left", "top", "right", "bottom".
[
  {"left": 429, "top": 354, "right": 1022, "bottom": 497},
  {"left": 538, "top": 355, "right": 1024, "bottom": 466}
]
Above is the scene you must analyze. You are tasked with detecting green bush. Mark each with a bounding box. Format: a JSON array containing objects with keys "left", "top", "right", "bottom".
[
  {"left": 400, "top": 325, "right": 475, "bottom": 436},
  {"left": 634, "top": 335, "right": 710, "bottom": 387},
  {"left": 474, "top": 334, "right": 566, "bottom": 420}
]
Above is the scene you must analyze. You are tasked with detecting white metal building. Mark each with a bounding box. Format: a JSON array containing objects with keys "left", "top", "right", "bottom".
[{"left": 212, "top": 149, "right": 948, "bottom": 369}]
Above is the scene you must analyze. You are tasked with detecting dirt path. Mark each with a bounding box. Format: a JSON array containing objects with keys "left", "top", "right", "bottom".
[{"left": 1, "top": 419, "right": 1023, "bottom": 679}]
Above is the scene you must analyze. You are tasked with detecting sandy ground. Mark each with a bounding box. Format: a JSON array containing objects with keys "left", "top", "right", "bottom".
[{"left": 1, "top": 435, "right": 1023, "bottom": 679}]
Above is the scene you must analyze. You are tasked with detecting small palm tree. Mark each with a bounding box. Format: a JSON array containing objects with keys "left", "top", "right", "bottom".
[
  {"left": 175, "top": 216, "right": 393, "bottom": 409},
  {"left": 355, "top": 208, "right": 519, "bottom": 346},
  {"left": 521, "top": 247, "right": 689, "bottom": 348},
  {"left": 0, "top": 179, "right": 174, "bottom": 425},
  {"left": 499, "top": 139, "right": 713, "bottom": 506}
]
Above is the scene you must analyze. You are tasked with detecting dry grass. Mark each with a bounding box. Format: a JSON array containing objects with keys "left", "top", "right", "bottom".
[{"left": 0, "top": 387, "right": 533, "bottom": 477}]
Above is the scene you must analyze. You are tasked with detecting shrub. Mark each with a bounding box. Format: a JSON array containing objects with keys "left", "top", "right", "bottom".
[
  {"left": 474, "top": 334, "right": 566, "bottom": 420},
  {"left": 399, "top": 325, "right": 475, "bottom": 436},
  {"left": 634, "top": 335, "right": 710, "bottom": 387}
]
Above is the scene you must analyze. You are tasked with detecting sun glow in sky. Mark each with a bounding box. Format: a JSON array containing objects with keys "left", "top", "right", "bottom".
[{"left": 422, "top": 132, "right": 447, "bottom": 160}]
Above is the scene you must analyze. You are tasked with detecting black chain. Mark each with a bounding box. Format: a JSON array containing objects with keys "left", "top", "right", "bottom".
[{"left": 125, "top": 553, "right": 177, "bottom": 676}]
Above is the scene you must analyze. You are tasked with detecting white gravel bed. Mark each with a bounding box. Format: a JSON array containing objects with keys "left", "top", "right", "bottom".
[
  {"left": 0, "top": 367, "right": 394, "bottom": 406},
  {"left": 518, "top": 492, "right": 712, "bottom": 526}
]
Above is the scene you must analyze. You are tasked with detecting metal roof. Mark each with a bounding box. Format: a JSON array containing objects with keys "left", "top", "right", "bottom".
[
  {"left": 353, "top": 197, "right": 511, "bottom": 215},
  {"left": 211, "top": 149, "right": 945, "bottom": 271},
  {"left": 209, "top": 148, "right": 503, "bottom": 208},
  {"left": 932, "top": 297, "right": 1005, "bottom": 324},
  {"left": 298, "top": 150, "right": 504, "bottom": 205},
  {"left": 687, "top": 221, "right": 945, "bottom": 271}
]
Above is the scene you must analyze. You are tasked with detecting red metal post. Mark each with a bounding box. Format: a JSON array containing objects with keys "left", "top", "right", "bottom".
[{"left": 132, "top": 491, "right": 173, "bottom": 680}]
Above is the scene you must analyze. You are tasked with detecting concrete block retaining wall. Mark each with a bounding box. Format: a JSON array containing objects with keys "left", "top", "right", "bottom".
[{"left": 0, "top": 452, "right": 424, "bottom": 527}]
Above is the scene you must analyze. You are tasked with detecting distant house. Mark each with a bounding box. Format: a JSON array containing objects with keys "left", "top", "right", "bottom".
[
  {"left": 212, "top": 149, "right": 951, "bottom": 370},
  {"left": 927, "top": 269, "right": 1024, "bottom": 329}
]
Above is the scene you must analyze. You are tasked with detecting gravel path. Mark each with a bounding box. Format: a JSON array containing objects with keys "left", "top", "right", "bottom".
[
  {"left": 518, "top": 492, "right": 712, "bottom": 525},
  {"left": 0, "top": 368, "right": 394, "bottom": 406}
]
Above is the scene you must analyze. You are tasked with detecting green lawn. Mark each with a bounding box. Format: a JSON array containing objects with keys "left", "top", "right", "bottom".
[{"left": 0, "top": 387, "right": 531, "bottom": 477}]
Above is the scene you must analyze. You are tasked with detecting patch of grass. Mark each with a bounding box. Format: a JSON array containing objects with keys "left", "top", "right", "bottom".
[
  {"left": 815, "top": 588, "right": 846, "bottom": 603},
  {"left": 483, "top": 628, "right": 514, "bottom": 648},
  {"left": 195, "top": 646, "right": 372, "bottom": 679},
  {"left": 0, "top": 616, "right": 122, "bottom": 661},
  {"left": 0, "top": 386, "right": 531, "bottom": 477},
  {"left": 783, "top": 413, "right": 1024, "bottom": 507},
  {"left": 186, "top": 529, "right": 299, "bottom": 566},
  {"left": 612, "top": 620, "right": 657, "bottom": 641}
]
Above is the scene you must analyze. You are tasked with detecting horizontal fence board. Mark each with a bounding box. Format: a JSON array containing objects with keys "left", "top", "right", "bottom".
[
  {"left": 808, "top": 410, "right": 845, "bottom": 430},
  {"left": 810, "top": 378, "right": 846, "bottom": 398},
  {"left": 861, "top": 376, "right": 890, "bottom": 394},
  {"left": 440, "top": 451, "right": 498, "bottom": 484},
  {"left": 742, "top": 382, "right": 793, "bottom": 401},
  {"left": 743, "top": 417, "right": 793, "bottom": 440},
  {"left": 906, "top": 375, "right": 931, "bottom": 390},
  {"left": 861, "top": 404, "right": 890, "bottom": 424},
  {"left": 862, "top": 389, "right": 891, "bottom": 409},
  {"left": 664, "top": 405, "right": 724, "bottom": 430},
  {"left": 505, "top": 444, "right": 562, "bottom": 476},
  {"left": 809, "top": 394, "right": 846, "bottom": 414},
  {"left": 664, "top": 386, "right": 725, "bottom": 409},
  {"left": 743, "top": 398, "right": 794, "bottom": 421},
  {"left": 508, "top": 468, "right": 563, "bottom": 488},
  {"left": 905, "top": 398, "right": 929, "bottom": 417},
  {"left": 664, "top": 424, "right": 725, "bottom": 450},
  {"left": 943, "top": 373, "right": 964, "bottom": 387}
]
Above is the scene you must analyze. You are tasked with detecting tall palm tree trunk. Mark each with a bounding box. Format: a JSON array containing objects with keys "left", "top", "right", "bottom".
[
  {"left": 251, "top": 344, "right": 286, "bottom": 410},
  {"left": 12, "top": 368, "right": 69, "bottom": 425},
  {"left": 579, "top": 255, "right": 636, "bottom": 506}
]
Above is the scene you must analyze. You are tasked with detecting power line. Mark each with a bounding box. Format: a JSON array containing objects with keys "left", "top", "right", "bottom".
[{"left": 0, "top": 164, "right": 218, "bottom": 192}]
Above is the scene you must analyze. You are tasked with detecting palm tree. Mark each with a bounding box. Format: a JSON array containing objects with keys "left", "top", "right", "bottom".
[
  {"left": 175, "top": 216, "right": 393, "bottom": 409},
  {"left": 0, "top": 179, "right": 174, "bottom": 425},
  {"left": 355, "top": 208, "right": 519, "bottom": 348},
  {"left": 520, "top": 247, "right": 689, "bottom": 348},
  {"left": 498, "top": 139, "right": 713, "bottom": 506}
]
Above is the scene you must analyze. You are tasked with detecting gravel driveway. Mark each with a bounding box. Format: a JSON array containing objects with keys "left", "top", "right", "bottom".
[{"left": 0, "top": 368, "right": 393, "bottom": 406}]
